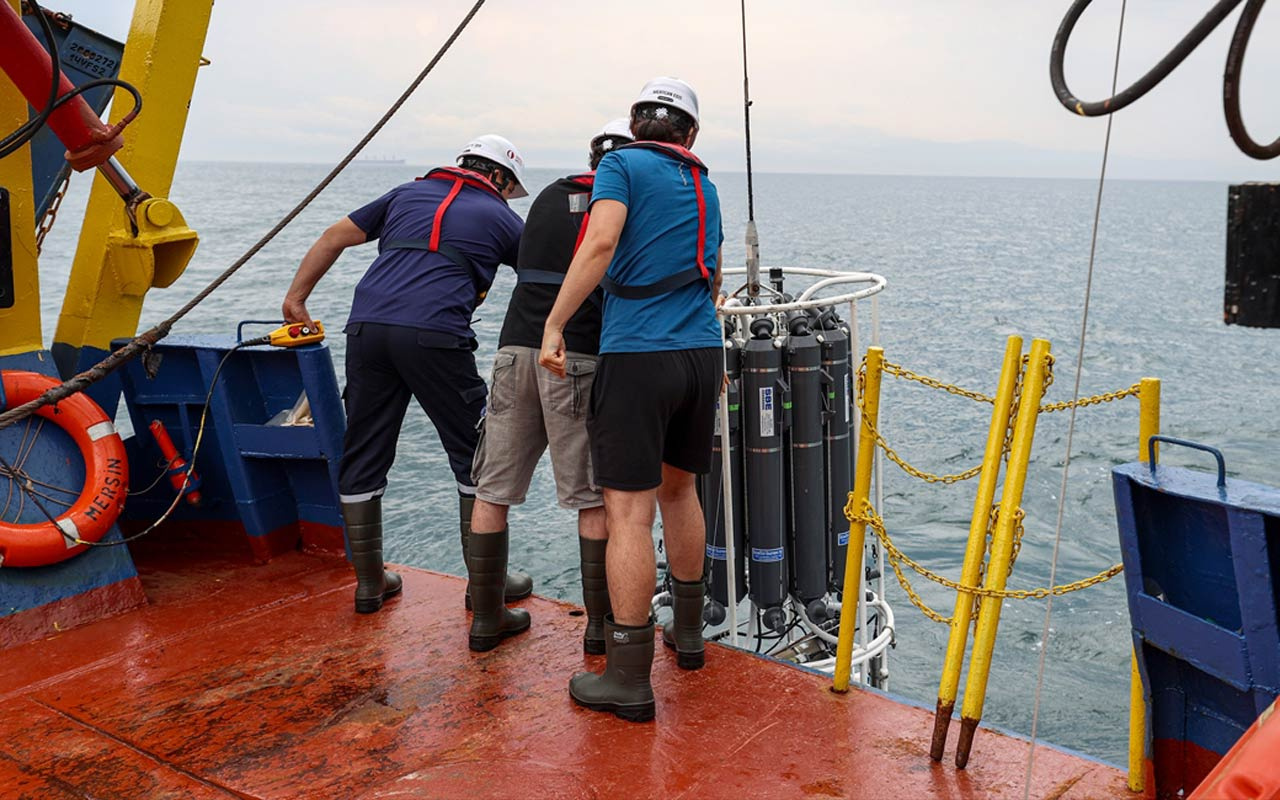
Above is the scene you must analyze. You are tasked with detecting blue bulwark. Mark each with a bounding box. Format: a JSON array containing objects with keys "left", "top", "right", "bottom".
[
  {"left": 115, "top": 335, "right": 346, "bottom": 555},
  {"left": 1112, "top": 457, "right": 1280, "bottom": 794}
]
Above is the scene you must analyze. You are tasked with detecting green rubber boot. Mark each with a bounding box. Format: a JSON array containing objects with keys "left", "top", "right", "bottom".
[
  {"left": 460, "top": 494, "right": 533, "bottom": 609},
  {"left": 661, "top": 577, "right": 706, "bottom": 670},
  {"left": 569, "top": 615, "right": 656, "bottom": 723},
  {"left": 579, "top": 536, "right": 611, "bottom": 655},
  {"left": 467, "top": 527, "right": 531, "bottom": 652},
  {"left": 341, "top": 498, "right": 403, "bottom": 614}
]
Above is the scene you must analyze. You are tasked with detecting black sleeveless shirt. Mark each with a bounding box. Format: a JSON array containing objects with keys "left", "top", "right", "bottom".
[{"left": 498, "top": 174, "right": 603, "bottom": 354}]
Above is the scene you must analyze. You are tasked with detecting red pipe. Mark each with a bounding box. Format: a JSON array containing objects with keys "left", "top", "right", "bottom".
[
  {"left": 0, "top": 3, "right": 122, "bottom": 170},
  {"left": 149, "top": 420, "right": 202, "bottom": 506}
]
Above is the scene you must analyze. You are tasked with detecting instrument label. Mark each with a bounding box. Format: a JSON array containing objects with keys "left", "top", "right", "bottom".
[
  {"left": 759, "top": 386, "right": 775, "bottom": 437},
  {"left": 751, "top": 547, "right": 785, "bottom": 563}
]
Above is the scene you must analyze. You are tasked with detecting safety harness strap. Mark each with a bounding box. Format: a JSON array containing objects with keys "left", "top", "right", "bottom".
[
  {"left": 600, "top": 142, "right": 713, "bottom": 301},
  {"left": 381, "top": 173, "right": 492, "bottom": 304},
  {"left": 516, "top": 268, "right": 604, "bottom": 309}
]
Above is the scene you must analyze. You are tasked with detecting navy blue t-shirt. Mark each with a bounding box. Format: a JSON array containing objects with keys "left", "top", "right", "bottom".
[
  {"left": 346, "top": 172, "right": 523, "bottom": 338},
  {"left": 591, "top": 147, "right": 723, "bottom": 354}
]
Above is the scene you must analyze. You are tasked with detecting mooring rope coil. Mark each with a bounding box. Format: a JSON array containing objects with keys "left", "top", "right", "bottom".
[{"left": 0, "top": 0, "right": 488, "bottom": 433}]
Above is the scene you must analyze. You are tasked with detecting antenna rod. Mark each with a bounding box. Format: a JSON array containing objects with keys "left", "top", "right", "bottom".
[{"left": 741, "top": 0, "right": 761, "bottom": 298}]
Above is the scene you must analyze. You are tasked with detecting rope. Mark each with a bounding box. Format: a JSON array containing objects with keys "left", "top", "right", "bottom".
[
  {"left": 1024, "top": 2, "right": 1127, "bottom": 796},
  {"left": 739, "top": 0, "right": 756, "bottom": 222},
  {"left": 0, "top": 0, "right": 489, "bottom": 433}
]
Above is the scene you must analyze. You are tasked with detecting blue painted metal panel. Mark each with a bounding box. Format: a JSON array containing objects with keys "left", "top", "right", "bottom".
[
  {"left": 1113, "top": 458, "right": 1280, "bottom": 789},
  {"left": 115, "top": 335, "right": 346, "bottom": 545},
  {"left": 0, "top": 351, "right": 139, "bottom": 617},
  {"left": 22, "top": 12, "right": 124, "bottom": 220}
]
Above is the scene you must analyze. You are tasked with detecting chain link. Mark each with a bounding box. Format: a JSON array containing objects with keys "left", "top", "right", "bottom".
[
  {"left": 857, "top": 362, "right": 986, "bottom": 484},
  {"left": 35, "top": 172, "right": 71, "bottom": 255},
  {"left": 881, "top": 360, "right": 996, "bottom": 405},
  {"left": 844, "top": 496, "right": 1125, "bottom": 624},
  {"left": 1039, "top": 382, "right": 1142, "bottom": 413}
]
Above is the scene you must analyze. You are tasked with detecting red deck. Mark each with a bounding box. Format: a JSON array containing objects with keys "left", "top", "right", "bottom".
[{"left": 1, "top": 546, "right": 1131, "bottom": 799}]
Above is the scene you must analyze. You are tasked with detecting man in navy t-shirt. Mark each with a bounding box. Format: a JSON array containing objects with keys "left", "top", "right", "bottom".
[
  {"left": 282, "top": 135, "right": 532, "bottom": 622},
  {"left": 540, "top": 78, "right": 724, "bottom": 723}
]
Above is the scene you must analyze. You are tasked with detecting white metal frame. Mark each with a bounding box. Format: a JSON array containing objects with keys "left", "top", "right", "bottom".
[{"left": 710, "top": 266, "right": 891, "bottom": 685}]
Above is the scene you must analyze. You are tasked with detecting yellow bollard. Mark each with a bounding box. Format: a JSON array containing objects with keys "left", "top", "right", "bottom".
[
  {"left": 1128, "top": 377, "right": 1160, "bottom": 792},
  {"left": 929, "top": 336, "right": 1024, "bottom": 761},
  {"left": 955, "top": 338, "right": 1052, "bottom": 768},
  {"left": 832, "top": 346, "right": 883, "bottom": 693}
]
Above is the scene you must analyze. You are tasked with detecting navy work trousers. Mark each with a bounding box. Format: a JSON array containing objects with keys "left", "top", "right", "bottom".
[{"left": 337, "top": 322, "right": 488, "bottom": 501}]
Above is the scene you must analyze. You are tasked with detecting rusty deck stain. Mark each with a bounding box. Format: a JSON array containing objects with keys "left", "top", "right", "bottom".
[{"left": 0, "top": 546, "right": 1131, "bottom": 799}]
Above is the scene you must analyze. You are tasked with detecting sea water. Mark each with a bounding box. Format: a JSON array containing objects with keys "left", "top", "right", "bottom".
[{"left": 35, "top": 162, "right": 1279, "bottom": 765}]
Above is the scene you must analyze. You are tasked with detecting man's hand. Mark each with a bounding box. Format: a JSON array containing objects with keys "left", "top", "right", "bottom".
[
  {"left": 282, "top": 295, "right": 313, "bottom": 328},
  {"left": 539, "top": 325, "right": 567, "bottom": 378}
]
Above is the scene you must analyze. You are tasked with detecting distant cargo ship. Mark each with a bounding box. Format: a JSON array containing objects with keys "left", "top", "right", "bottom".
[{"left": 356, "top": 155, "right": 405, "bottom": 164}]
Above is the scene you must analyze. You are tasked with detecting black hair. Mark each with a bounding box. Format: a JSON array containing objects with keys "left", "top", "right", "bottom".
[
  {"left": 458, "top": 155, "right": 516, "bottom": 193},
  {"left": 630, "top": 104, "right": 695, "bottom": 145},
  {"left": 588, "top": 134, "right": 634, "bottom": 170}
]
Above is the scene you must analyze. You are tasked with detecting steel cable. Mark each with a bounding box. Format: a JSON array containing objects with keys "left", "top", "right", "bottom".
[{"left": 1025, "top": 2, "right": 1128, "bottom": 796}]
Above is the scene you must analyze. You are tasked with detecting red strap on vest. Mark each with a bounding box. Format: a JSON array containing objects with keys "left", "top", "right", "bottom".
[
  {"left": 691, "top": 169, "right": 708, "bottom": 279},
  {"left": 572, "top": 211, "right": 590, "bottom": 256},
  {"left": 429, "top": 178, "right": 464, "bottom": 251},
  {"left": 570, "top": 172, "right": 595, "bottom": 256}
]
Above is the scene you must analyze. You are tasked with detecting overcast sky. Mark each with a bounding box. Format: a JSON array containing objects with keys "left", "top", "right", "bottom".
[{"left": 44, "top": 0, "right": 1280, "bottom": 181}]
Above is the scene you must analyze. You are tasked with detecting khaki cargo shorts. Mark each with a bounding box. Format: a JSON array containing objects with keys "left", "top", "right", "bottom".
[{"left": 472, "top": 345, "right": 602, "bottom": 509}]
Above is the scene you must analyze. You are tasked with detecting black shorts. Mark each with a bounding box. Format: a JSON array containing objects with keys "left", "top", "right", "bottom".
[{"left": 587, "top": 348, "right": 723, "bottom": 491}]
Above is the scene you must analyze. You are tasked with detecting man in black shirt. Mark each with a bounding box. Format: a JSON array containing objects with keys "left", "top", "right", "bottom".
[{"left": 467, "top": 121, "right": 633, "bottom": 652}]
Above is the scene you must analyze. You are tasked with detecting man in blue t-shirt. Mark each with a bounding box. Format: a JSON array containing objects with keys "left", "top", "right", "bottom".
[
  {"left": 281, "top": 135, "right": 533, "bottom": 624},
  {"left": 540, "top": 78, "right": 724, "bottom": 723}
]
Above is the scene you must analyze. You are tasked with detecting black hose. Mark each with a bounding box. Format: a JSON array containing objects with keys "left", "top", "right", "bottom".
[
  {"left": 1050, "top": 0, "right": 1280, "bottom": 160},
  {"left": 1049, "top": 0, "right": 1245, "bottom": 117},
  {"left": 0, "top": 0, "right": 62, "bottom": 159},
  {"left": 1223, "top": 0, "right": 1280, "bottom": 159}
]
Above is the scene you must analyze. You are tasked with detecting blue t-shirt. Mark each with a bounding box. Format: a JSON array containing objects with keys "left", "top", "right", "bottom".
[
  {"left": 591, "top": 147, "right": 724, "bottom": 354},
  {"left": 346, "top": 173, "right": 523, "bottom": 338}
]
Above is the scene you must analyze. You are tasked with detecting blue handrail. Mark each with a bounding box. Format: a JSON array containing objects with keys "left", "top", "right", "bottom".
[{"left": 1148, "top": 435, "right": 1227, "bottom": 490}]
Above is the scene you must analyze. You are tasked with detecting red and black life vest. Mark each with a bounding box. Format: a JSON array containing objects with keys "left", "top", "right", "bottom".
[
  {"left": 513, "top": 172, "right": 603, "bottom": 308},
  {"left": 598, "top": 141, "right": 714, "bottom": 301},
  {"left": 380, "top": 167, "right": 506, "bottom": 305}
]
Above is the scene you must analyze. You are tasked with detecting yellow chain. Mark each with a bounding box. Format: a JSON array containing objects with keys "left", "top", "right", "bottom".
[
  {"left": 844, "top": 497, "right": 1124, "bottom": 625},
  {"left": 1039, "top": 382, "right": 1142, "bottom": 413},
  {"left": 857, "top": 362, "right": 986, "bottom": 484},
  {"left": 881, "top": 360, "right": 996, "bottom": 405}
]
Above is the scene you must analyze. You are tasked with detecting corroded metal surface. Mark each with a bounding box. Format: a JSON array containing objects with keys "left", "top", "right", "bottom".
[{"left": 0, "top": 548, "right": 1130, "bottom": 799}]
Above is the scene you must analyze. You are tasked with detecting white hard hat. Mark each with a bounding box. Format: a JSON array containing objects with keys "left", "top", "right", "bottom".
[
  {"left": 456, "top": 134, "right": 528, "bottom": 198},
  {"left": 631, "top": 77, "right": 699, "bottom": 126},
  {"left": 591, "top": 117, "right": 634, "bottom": 149}
]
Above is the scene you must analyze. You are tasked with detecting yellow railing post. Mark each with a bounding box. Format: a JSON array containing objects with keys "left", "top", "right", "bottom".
[
  {"left": 833, "top": 346, "right": 882, "bottom": 692},
  {"left": 954, "top": 338, "right": 1052, "bottom": 768},
  {"left": 929, "top": 336, "right": 1023, "bottom": 761},
  {"left": 1128, "top": 377, "right": 1160, "bottom": 793}
]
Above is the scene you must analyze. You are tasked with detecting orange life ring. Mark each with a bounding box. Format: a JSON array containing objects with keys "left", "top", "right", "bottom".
[{"left": 0, "top": 370, "right": 129, "bottom": 567}]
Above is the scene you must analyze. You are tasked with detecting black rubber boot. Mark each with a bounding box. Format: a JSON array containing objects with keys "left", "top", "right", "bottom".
[
  {"left": 460, "top": 494, "right": 533, "bottom": 609},
  {"left": 341, "top": 498, "right": 403, "bottom": 614},
  {"left": 661, "top": 577, "right": 706, "bottom": 670},
  {"left": 569, "top": 615, "right": 656, "bottom": 722},
  {"left": 579, "top": 536, "right": 611, "bottom": 655},
  {"left": 467, "top": 527, "right": 531, "bottom": 652}
]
